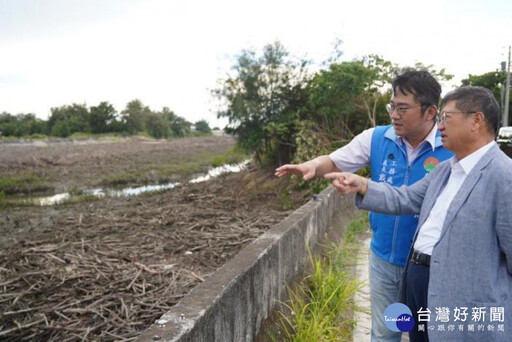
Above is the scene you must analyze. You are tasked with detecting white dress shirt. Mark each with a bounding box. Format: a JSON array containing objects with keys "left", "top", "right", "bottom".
[
  {"left": 329, "top": 124, "right": 438, "bottom": 172},
  {"left": 413, "top": 141, "right": 496, "bottom": 255}
]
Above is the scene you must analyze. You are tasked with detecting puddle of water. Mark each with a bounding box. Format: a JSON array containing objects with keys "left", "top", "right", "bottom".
[
  {"left": 30, "top": 160, "right": 250, "bottom": 206},
  {"left": 189, "top": 161, "right": 250, "bottom": 183},
  {"left": 37, "top": 193, "right": 71, "bottom": 206}
]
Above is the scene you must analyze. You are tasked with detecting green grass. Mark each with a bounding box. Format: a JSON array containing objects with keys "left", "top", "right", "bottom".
[
  {"left": 0, "top": 192, "right": 103, "bottom": 208},
  {"left": 101, "top": 148, "right": 249, "bottom": 188},
  {"left": 0, "top": 198, "right": 35, "bottom": 208},
  {"left": 101, "top": 172, "right": 145, "bottom": 187},
  {"left": 157, "top": 160, "right": 211, "bottom": 177},
  {"left": 211, "top": 146, "right": 249, "bottom": 167},
  {"left": 56, "top": 194, "right": 103, "bottom": 206},
  {"left": 333, "top": 214, "right": 369, "bottom": 269},
  {"left": 68, "top": 132, "right": 126, "bottom": 139},
  {"left": 27, "top": 133, "right": 48, "bottom": 139},
  {"left": 0, "top": 174, "right": 54, "bottom": 195},
  {"left": 271, "top": 213, "right": 368, "bottom": 341}
]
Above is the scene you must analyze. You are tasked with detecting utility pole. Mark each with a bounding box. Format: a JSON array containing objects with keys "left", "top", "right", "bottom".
[{"left": 504, "top": 46, "right": 511, "bottom": 127}]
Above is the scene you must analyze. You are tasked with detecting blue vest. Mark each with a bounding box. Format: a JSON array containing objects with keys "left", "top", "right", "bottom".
[{"left": 369, "top": 125, "right": 453, "bottom": 266}]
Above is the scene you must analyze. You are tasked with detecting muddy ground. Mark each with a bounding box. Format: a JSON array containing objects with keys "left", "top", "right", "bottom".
[
  {"left": 0, "top": 136, "right": 310, "bottom": 341},
  {"left": 0, "top": 136, "right": 237, "bottom": 192}
]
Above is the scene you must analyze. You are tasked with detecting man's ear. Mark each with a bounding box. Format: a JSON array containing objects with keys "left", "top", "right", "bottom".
[
  {"left": 425, "top": 105, "right": 438, "bottom": 121},
  {"left": 472, "top": 112, "right": 486, "bottom": 131}
]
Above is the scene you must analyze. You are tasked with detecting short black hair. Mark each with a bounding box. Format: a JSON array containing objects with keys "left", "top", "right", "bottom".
[
  {"left": 392, "top": 69, "right": 442, "bottom": 108},
  {"left": 441, "top": 86, "right": 500, "bottom": 135}
]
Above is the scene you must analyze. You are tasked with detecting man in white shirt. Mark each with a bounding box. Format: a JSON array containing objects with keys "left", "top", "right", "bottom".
[
  {"left": 276, "top": 70, "right": 453, "bottom": 341},
  {"left": 326, "top": 86, "right": 512, "bottom": 342}
]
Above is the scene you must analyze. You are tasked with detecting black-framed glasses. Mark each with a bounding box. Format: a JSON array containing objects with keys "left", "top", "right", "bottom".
[
  {"left": 386, "top": 103, "right": 423, "bottom": 116},
  {"left": 437, "top": 111, "right": 478, "bottom": 123}
]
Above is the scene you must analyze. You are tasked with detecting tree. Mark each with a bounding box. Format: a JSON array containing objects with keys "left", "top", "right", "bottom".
[
  {"left": 411, "top": 62, "right": 454, "bottom": 85},
  {"left": 89, "top": 102, "right": 117, "bottom": 134},
  {"left": 146, "top": 112, "right": 170, "bottom": 139},
  {"left": 461, "top": 71, "right": 510, "bottom": 125},
  {"left": 194, "top": 120, "right": 211, "bottom": 134},
  {"left": 170, "top": 116, "right": 191, "bottom": 137},
  {"left": 153, "top": 107, "right": 191, "bottom": 138},
  {"left": 360, "top": 55, "right": 396, "bottom": 127},
  {"left": 0, "top": 112, "right": 19, "bottom": 136},
  {"left": 121, "top": 100, "right": 149, "bottom": 134},
  {"left": 357, "top": 56, "right": 454, "bottom": 129},
  {"left": 305, "top": 61, "right": 374, "bottom": 141},
  {"left": 48, "top": 104, "right": 90, "bottom": 136},
  {"left": 51, "top": 119, "right": 71, "bottom": 137},
  {"left": 214, "top": 41, "right": 310, "bottom": 165}
]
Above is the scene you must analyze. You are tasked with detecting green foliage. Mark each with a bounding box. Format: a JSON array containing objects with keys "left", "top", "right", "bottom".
[
  {"left": 410, "top": 61, "right": 454, "bottom": 83},
  {"left": 146, "top": 112, "right": 170, "bottom": 139},
  {"left": 332, "top": 214, "right": 369, "bottom": 269},
  {"left": 51, "top": 119, "right": 71, "bottom": 137},
  {"left": 28, "top": 133, "right": 48, "bottom": 139},
  {"left": 304, "top": 61, "right": 373, "bottom": 141},
  {"left": 0, "top": 174, "right": 54, "bottom": 195},
  {"left": 211, "top": 146, "right": 249, "bottom": 167},
  {"left": 0, "top": 112, "right": 47, "bottom": 137},
  {"left": 292, "top": 120, "right": 328, "bottom": 163},
  {"left": 49, "top": 103, "right": 91, "bottom": 136},
  {"left": 100, "top": 149, "right": 237, "bottom": 188},
  {"left": 360, "top": 55, "right": 396, "bottom": 127},
  {"left": 101, "top": 172, "right": 144, "bottom": 187},
  {"left": 214, "top": 43, "right": 457, "bottom": 170},
  {"left": 279, "top": 190, "right": 292, "bottom": 210},
  {"left": 274, "top": 215, "right": 367, "bottom": 342},
  {"left": 303, "top": 57, "right": 396, "bottom": 140},
  {"left": 214, "top": 41, "right": 310, "bottom": 166},
  {"left": 153, "top": 106, "right": 192, "bottom": 138},
  {"left": 121, "top": 99, "right": 149, "bottom": 134},
  {"left": 0, "top": 100, "right": 198, "bottom": 140},
  {"left": 89, "top": 102, "right": 117, "bottom": 134},
  {"left": 194, "top": 120, "right": 211, "bottom": 134},
  {"left": 462, "top": 71, "right": 505, "bottom": 91},
  {"left": 171, "top": 116, "right": 191, "bottom": 137},
  {"left": 462, "top": 71, "right": 511, "bottom": 123}
]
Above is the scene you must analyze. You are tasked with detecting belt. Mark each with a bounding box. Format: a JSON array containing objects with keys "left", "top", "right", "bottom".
[{"left": 411, "top": 249, "right": 431, "bottom": 266}]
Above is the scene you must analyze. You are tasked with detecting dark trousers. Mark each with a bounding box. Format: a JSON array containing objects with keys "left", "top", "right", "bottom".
[{"left": 406, "top": 261, "right": 430, "bottom": 342}]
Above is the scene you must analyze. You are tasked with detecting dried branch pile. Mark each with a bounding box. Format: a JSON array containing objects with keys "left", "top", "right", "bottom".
[
  {"left": 0, "top": 171, "right": 300, "bottom": 341},
  {"left": 1, "top": 241, "right": 197, "bottom": 341}
]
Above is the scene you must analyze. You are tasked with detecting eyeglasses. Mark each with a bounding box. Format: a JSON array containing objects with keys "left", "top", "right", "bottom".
[
  {"left": 386, "top": 103, "right": 423, "bottom": 116},
  {"left": 437, "top": 111, "right": 477, "bottom": 123}
]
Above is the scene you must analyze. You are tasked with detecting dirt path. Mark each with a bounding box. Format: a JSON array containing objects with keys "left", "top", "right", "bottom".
[{"left": 0, "top": 137, "right": 309, "bottom": 341}]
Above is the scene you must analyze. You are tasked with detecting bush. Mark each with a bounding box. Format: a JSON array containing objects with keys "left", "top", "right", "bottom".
[
  {"left": 0, "top": 174, "right": 54, "bottom": 195},
  {"left": 211, "top": 147, "right": 249, "bottom": 167}
]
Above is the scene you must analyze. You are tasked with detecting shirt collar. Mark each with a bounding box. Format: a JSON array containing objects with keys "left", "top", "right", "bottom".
[
  {"left": 397, "top": 123, "right": 439, "bottom": 151},
  {"left": 450, "top": 141, "right": 496, "bottom": 175}
]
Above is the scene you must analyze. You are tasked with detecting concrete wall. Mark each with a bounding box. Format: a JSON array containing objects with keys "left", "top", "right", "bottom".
[{"left": 136, "top": 186, "right": 358, "bottom": 342}]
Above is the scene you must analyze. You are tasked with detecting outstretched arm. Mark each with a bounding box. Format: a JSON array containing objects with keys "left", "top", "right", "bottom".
[
  {"left": 276, "top": 128, "right": 375, "bottom": 181},
  {"left": 324, "top": 171, "right": 431, "bottom": 215},
  {"left": 324, "top": 172, "right": 368, "bottom": 196},
  {"left": 275, "top": 155, "right": 340, "bottom": 181}
]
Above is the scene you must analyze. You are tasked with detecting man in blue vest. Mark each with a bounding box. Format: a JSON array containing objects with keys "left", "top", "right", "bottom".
[{"left": 275, "top": 69, "right": 453, "bottom": 341}]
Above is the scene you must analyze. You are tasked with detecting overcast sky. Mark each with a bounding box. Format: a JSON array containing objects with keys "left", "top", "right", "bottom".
[{"left": 1, "top": 0, "right": 511, "bottom": 128}]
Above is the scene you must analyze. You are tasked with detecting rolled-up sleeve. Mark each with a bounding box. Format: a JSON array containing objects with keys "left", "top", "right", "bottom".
[{"left": 329, "top": 128, "right": 374, "bottom": 173}]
